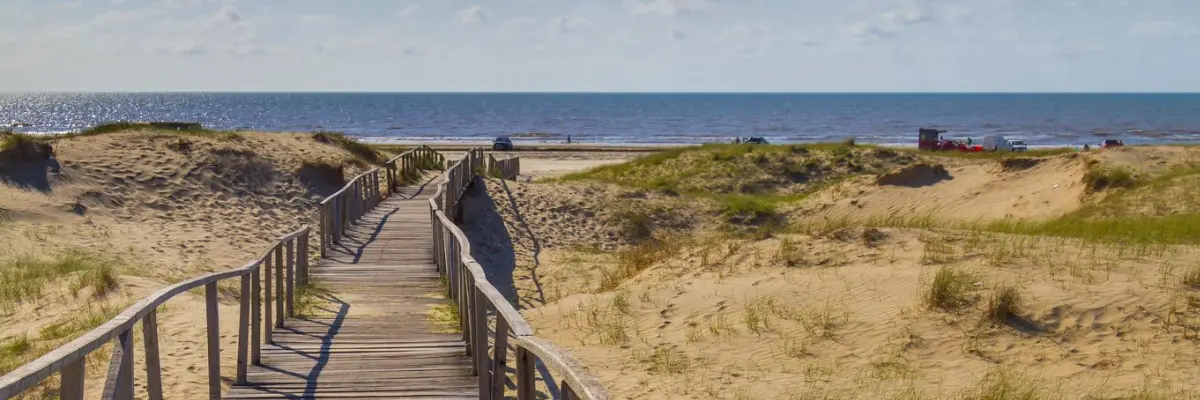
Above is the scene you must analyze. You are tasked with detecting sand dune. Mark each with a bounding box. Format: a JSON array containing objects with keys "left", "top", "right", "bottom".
[
  {"left": 0, "top": 130, "right": 371, "bottom": 398},
  {"left": 461, "top": 146, "right": 1200, "bottom": 399}
]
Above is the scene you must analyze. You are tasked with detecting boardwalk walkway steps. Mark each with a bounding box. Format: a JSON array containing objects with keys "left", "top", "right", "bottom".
[
  {"left": 0, "top": 146, "right": 610, "bottom": 400},
  {"left": 224, "top": 174, "right": 474, "bottom": 399}
]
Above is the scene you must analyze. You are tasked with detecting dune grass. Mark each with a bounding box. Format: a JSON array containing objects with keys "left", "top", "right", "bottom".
[
  {"left": 959, "top": 369, "right": 1056, "bottom": 400},
  {"left": 312, "top": 131, "right": 383, "bottom": 164},
  {"left": 67, "top": 122, "right": 240, "bottom": 140},
  {"left": 0, "top": 132, "right": 53, "bottom": 162},
  {"left": 598, "top": 239, "right": 684, "bottom": 291},
  {"left": 0, "top": 250, "right": 122, "bottom": 311},
  {"left": 925, "top": 267, "right": 977, "bottom": 311},
  {"left": 0, "top": 303, "right": 123, "bottom": 375},
  {"left": 987, "top": 286, "right": 1023, "bottom": 325}
]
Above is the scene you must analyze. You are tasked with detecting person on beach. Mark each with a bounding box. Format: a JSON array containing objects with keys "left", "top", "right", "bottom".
[{"left": 567, "top": 134, "right": 572, "bottom": 144}]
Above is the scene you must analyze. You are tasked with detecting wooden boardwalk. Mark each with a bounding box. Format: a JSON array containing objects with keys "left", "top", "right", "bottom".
[{"left": 226, "top": 177, "right": 476, "bottom": 399}]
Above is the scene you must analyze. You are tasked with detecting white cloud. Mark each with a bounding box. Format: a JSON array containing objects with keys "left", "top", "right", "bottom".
[
  {"left": 668, "top": 27, "right": 686, "bottom": 41},
  {"left": 399, "top": 5, "right": 421, "bottom": 18},
  {"left": 843, "top": 1, "right": 936, "bottom": 43},
  {"left": 299, "top": 14, "right": 340, "bottom": 25},
  {"left": 213, "top": 5, "right": 242, "bottom": 23},
  {"left": 623, "top": 0, "right": 710, "bottom": 17},
  {"left": 1128, "top": 21, "right": 1200, "bottom": 38},
  {"left": 554, "top": 17, "right": 590, "bottom": 34},
  {"left": 457, "top": 6, "right": 489, "bottom": 24}
]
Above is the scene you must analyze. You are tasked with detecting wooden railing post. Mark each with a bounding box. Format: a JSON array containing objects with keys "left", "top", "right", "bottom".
[
  {"left": 144, "top": 310, "right": 164, "bottom": 400},
  {"left": 264, "top": 254, "right": 273, "bottom": 345},
  {"left": 492, "top": 316, "right": 509, "bottom": 400},
  {"left": 275, "top": 245, "right": 284, "bottom": 329},
  {"left": 59, "top": 358, "right": 85, "bottom": 400},
  {"left": 286, "top": 239, "right": 295, "bottom": 317},
  {"left": 473, "top": 288, "right": 488, "bottom": 392},
  {"left": 205, "top": 282, "right": 220, "bottom": 400},
  {"left": 319, "top": 204, "right": 328, "bottom": 257},
  {"left": 236, "top": 274, "right": 251, "bottom": 384},
  {"left": 298, "top": 230, "right": 309, "bottom": 288},
  {"left": 516, "top": 347, "right": 535, "bottom": 400},
  {"left": 251, "top": 264, "right": 262, "bottom": 365},
  {"left": 102, "top": 329, "right": 134, "bottom": 400}
]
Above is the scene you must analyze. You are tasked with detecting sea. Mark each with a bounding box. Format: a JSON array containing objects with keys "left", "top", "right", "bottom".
[{"left": 3, "top": 92, "right": 1200, "bottom": 147}]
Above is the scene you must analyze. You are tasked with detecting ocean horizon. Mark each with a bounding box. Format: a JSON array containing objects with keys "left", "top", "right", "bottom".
[{"left": 4, "top": 92, "right": 1200, "bottom": 146}]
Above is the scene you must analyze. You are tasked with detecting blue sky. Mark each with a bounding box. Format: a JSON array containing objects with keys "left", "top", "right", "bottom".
[{"left": 1, "top": 0, "right": 1198, "bottom": 92}]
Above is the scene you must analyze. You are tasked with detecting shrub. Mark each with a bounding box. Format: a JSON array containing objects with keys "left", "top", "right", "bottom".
[{"left": 842, "top": 137, "right": 857, "bottom": 147}]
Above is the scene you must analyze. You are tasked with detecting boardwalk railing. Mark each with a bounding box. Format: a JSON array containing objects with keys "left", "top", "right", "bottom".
[
  {"left": 385, "top": 145, "right": 444, "bottom": 192},
  {"left": 0, "top": 226, "right": 312, "bottom": 400},
  {"left": 487, "top": 154, "right": 520, "bottom": 180},
  {"left": 318, "top": 167, "right": 383, "bottom": 257},
  {"left": 426, "top": 149, "right": 610, "bottom": 400}
]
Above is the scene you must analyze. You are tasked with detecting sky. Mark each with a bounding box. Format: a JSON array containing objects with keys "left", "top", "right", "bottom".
[{"left": 0, "top": 0, "right": 1198, "bottom": 92}]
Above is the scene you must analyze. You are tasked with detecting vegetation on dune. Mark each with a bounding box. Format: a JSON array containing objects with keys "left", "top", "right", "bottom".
[
  {"left": 924, "top": 267, "right": 977, "bottom": 311},
  {"left": 1, "top": 250, "right": 122, "bottom": 311},
  {"left": 71, "top": 122, "right": 241, "bottom": 140},
  {"left": 312, "top": 131, "right": 383, "bottom": 164},
  {"left": 0, "top": 303, "right": 123, "bottom": 376},
  {"left": 0, "top": 132, "right": 54, "bottom": 162}
]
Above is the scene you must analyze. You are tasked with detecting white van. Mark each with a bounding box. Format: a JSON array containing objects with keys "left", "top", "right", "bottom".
[{"left": 982, "top": 135, "right": 1027, "bottom": 152}]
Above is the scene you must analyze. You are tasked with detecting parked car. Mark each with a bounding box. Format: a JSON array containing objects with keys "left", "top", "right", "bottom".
[
  {"left": 744, "top": 137, "right": 769, "bottom": 144},
  {"left": 493, "top": 136, "right": 514, "bottom": 151},
  {"left": 1008, "top": 140, "right": 1029, "bottom": 152},
  {"left": 1100, "top": 139, "right": 1124, "bottom": 149}
]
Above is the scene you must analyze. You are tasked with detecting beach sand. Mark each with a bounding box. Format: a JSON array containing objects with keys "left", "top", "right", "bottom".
[{"left": 460, "top": 145, "right": 1200, "bottom": 399}]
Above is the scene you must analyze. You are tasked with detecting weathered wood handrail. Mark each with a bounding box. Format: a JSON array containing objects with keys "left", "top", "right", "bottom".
[
  {"left": 421, "top": 149, "right": 610, "bottom": 400},
  {"left": 0, "top": 225, "right": 312, "bottom": 400},
  {"left": 487, "top": 154, "right": 521, "bottom": 180},
  {"left": 384, "top": 145, "right": 444, "bottom": 193},
  {"left": 318, "top": 167, "right": 383, "bottom": 257}
]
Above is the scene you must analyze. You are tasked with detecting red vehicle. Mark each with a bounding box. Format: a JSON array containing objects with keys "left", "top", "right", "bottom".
[
  {"left": 1100, "top": 139, "right": 1124, "bottom": 149},
  {"left": 918, "top": 128, "right": 950, "bottom": 151},
  {"left": 918, "top": 128, "right": 981, "bottom": 152}
]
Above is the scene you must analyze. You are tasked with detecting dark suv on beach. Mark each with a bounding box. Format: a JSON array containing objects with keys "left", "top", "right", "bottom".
[{"left": 493, "top": 136, "right": 514, "bottom": 151}]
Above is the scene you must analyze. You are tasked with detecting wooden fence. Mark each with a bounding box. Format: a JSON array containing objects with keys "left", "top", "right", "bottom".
[
  {"left": 385, "top": 145, "right": 444, "bottom": 192},
  {"left": 428, "top": 149, "right": 610, "bottom": 400},
  {"left": 487, "top": 154, "right": 521, "bottom": 180},
  {"left": 0, "top": 226, "right": 312, "bottom": 400}
]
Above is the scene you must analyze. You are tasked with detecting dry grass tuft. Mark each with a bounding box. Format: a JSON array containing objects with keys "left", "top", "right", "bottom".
[
  {"left": 643, "top": 346, "right": 689, "bottom": 374},
  {"left": 987, "top": 285, "right": 1023, "bottom": 325},
  {"left": 598, "top": 239, "right": 682, "bottom": 291},
  {"left": 958, "top": 369, "right": 1058, "bottom": 400},
  {"left": 925, "top": 267, "right": 977, "bottom": 311},
  {"left": 1183, "top": 265, "right": 1200, "bottom": 290}
]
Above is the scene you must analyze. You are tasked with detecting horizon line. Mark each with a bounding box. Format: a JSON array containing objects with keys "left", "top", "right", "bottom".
[{"left": 4, "top": 90, "right": 1200, "bottom": 95}]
